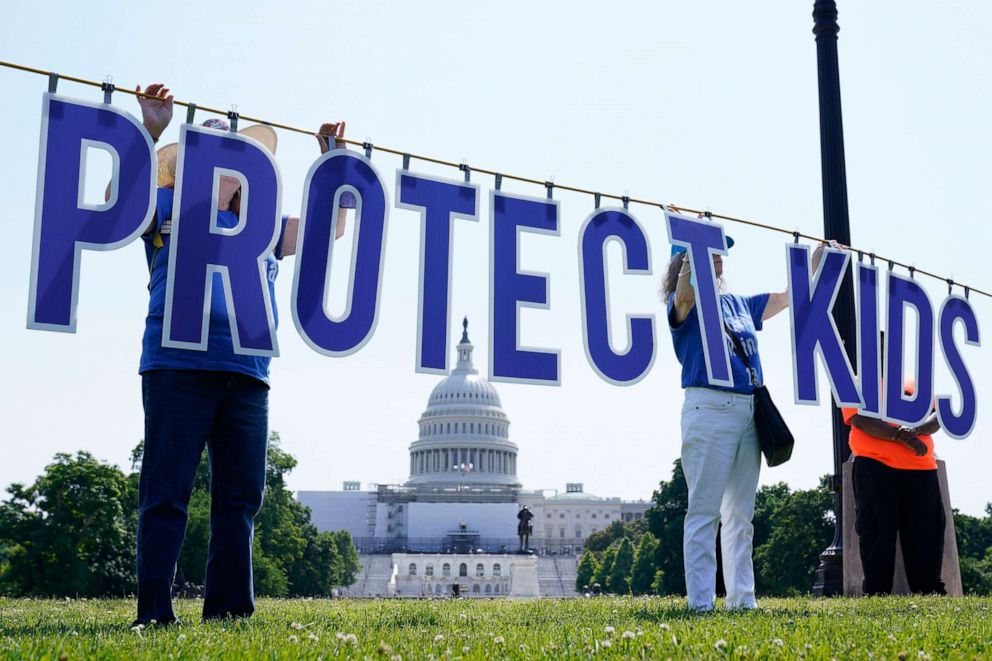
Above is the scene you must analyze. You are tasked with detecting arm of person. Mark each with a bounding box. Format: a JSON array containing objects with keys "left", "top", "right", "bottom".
[
  {"left": 669, "top": 253, "right": 695, "bottom": 325},
  {"left": 279, "top": 121, "right": 349, "bottom": 258},
  {"left": 905, "top": 414, "right": 941, "bottom": 438},
  {"left": 761, "top": 240, "right": 839, "bottom": 321},
  {"left": 849, "top": 414, "right": 928, "bottom": 456},
  {"left": 127, "top": 83, "right": 174, "bottom": 235}
]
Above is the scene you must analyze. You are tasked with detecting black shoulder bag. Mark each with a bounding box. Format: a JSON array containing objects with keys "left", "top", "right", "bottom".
[{"left": 723, "top": 322, "right": 795, "bottom": 467}]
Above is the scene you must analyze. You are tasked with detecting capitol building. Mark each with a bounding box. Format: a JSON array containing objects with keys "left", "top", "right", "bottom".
[{"left": 297, "top": 320, "right": 649, "bottom": 597}]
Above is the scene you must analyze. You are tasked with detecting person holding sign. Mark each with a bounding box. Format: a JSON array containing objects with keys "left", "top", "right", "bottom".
[
  {"left": 131, "top": 83, "right": 348, "bottom": 625},
  {"left": 663, "top": 235, "right": 828, "bottom": 611},
  {"left": 844, "top": 380, "right": 946, "bottom": 596}
]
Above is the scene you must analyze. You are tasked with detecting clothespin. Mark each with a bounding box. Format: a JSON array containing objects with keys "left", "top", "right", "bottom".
[
  {"left": 185, "top": 103, "right": 197, "bottom": 125},
  {"left": 459, "top": 161, "right": 471, "bottom": 183},
  {"left": 47, "top": 72, "right": 59, "bottom": 93},
  {"left": 594, "top": 193, "right": 601, "bottom": 210},
  {"left": 545, "top": 178, "right": 554, "bottom": 200},
  {"left": 888, "top": 260, "right": 895, "bottom": 272},
  {"left": 857, "top": 250, "right": 864, "bottom": 263},
  {"left": 402, "top": 154, "right": 411, "bottom": 170},
  {"left": 793, "top": 231, "right": 800, "bottom": 244},
  {"left": 495, "top": 173, "right": 503, "bottom": 191},
  {"left": 227, "top": 105, "right": 239, "bottom": 132},
  {"left": 101, "top": 76, "right": 115, "bottom": 104},
  {"left": 964, "top": 286, "right": 970, "bottom": 300},
  {"left": 947, "top": 278, "right": 954, "bottom": 296},
  {"left": 909, "top": 265, "right": 916, "bottom": 279},
  {"left": 869, "top": 252, "right": 876, "bottom": 266},
  {"left": 622, "top": 192, "right": 630, "bottom": 211},
  {"left": 363, "top": 138, "right": 373, "bottom": 159}
]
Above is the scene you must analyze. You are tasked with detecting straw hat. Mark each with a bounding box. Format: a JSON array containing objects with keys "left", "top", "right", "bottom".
[{"left": 156, "top": 121, "right": 278, "bottom": 187}]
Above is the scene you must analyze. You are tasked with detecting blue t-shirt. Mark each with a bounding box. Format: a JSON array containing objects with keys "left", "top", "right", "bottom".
[
  {"left": 139, "top": 187, "right": 282, "bottom": 385},
  {"left": 667, "top": 292, "right": 770, "bottom": 394}
]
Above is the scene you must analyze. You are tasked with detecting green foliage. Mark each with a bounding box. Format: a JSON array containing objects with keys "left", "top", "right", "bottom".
[
  {"left": 583, "top": 519, "right": 645, "bottom": 554},
  {"left": 1, "top": 596, "right": 991, "bottom": 659},
  {"left": 0, "top": 452, "right": 136, "bottom": 597},
  {"left": 645, "top": 459, "right": 688, "bottom": 595},
  {"left": 752, "top": 477, "right": 834, "bottom": 596},
  {"left": 629, "top": 533, "right": 660, "bottom": 595},
  {"left": 575, "top": 550, "right": 598, "bottom": 591},
  {"left": 606, "top": 537, "right": 634, "bottom": 594},
  {"left": 955, "top": 504, "right": 992, "bottom": 595},
  {"left": 593, "top": 544, "right": 616, "bottom": 589},
  {"left": 0, "top": 433, "right": 358, "bottom": 598}
]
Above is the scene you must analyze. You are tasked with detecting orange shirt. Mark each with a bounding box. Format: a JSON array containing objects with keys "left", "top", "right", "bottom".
[{"left": 842, "top": 407, "right": 936, "bottom": 470}]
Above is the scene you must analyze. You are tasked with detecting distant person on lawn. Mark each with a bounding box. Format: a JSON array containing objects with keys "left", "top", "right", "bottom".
[{"left": 131, "top": 82, "right": 348, "bottom": 624}]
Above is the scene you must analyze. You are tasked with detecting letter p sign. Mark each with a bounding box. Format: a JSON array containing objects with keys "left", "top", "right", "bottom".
[{"left": 28, "top": 94, "right": 156, "bottom": 331}]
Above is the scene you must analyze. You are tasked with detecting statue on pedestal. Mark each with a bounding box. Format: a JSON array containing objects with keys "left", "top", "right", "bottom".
[{"left": 517, "top": 505, "right": 533, "bottom": 553}]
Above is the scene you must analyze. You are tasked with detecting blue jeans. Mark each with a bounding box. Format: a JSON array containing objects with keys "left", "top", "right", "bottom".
[{"left": 136, "top": 369, "right": 268, "bottom": 623}]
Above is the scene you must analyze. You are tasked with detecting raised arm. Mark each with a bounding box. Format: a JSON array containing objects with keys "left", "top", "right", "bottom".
[
  {"left": 126, "top": 84, "right": 174, "bottom": 235},
  {"left": 279, "top": 121, "right": 348, "bottom": 258},
  {"left": 762, "top": 240, "right": 837, "bottom": 321},
  {"left": 670, "top": 253, "right": 696, "bottom": 324}
]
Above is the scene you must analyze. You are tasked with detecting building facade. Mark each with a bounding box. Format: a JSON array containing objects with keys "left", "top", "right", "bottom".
[{"left": 297, "top": 320, "right": 650, "bottom": 558}]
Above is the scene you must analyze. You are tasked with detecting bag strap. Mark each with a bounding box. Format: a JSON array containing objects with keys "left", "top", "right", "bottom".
[{"left": 722, "top": 320, "right": 760, "bottom": 387}]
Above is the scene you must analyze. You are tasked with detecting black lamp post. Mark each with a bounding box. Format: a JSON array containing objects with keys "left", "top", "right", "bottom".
[{"left": 812, "top": 0, "right": 856, "bottom": 597}]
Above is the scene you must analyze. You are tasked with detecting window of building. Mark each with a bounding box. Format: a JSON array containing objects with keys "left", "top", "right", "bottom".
[
  {"left": 604, "top": 513, "right": 610, "bottom": 519},
  {"left": 591, "top": 513, "right": 597, "bottom": 519},
  {"left": 442, "top": 563, "right": 451, "bottom": 577},
  {"left": 575, "top": 529, "right": 582, "bottom": 538},
  {"left": 476, "top": 563, "right": 484, "bottom": 577},
  {"left": 485, "top": 584, "right": 492, "bottom": 595},
  {"left": 576, "top": 514, "right": 581, "bottom": 519},
  {"left": 425, "top": 564, "right": 434, "bottom": 576},
  {"left": 493, "top": 564, "right": 501, "bottom": 577},
  {"left": 559, "top": 527, "right": 565, "bottom": 538},
  {"left": 472, "top": 584, "right": 480, "bottom": 594},
  {"left": 560, "top": 513, "right": 565, "bottom": 519},
  {"left": 459, "top": 563, "right": 468, "bottom": 577},
  {"left": 408, "top": 563, "right": 417, "bottom": 576}
]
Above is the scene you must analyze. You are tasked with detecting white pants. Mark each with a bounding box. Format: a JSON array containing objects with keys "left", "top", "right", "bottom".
[{"left": 680, "top": 387, "right": 761, "bottom": 610}]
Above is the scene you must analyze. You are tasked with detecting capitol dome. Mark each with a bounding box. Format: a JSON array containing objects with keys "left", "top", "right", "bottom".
[{"left": 406, "top": 319, "right": 520, "bottom": 488}]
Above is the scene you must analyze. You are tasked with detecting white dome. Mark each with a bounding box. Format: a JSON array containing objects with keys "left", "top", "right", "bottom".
[{"left": 406, "top": 319, "right": 519, "bottom": 489}]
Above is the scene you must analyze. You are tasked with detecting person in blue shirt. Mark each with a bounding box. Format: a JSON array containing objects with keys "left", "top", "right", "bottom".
[
  {"left": 662, "top": 229, "right": 829, "bottom": 611},
  {"left": 131, "top": 83, "right": 348, "bottom": 625}
]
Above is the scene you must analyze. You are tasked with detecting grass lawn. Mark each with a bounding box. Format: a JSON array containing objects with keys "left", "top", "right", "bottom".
[{"left": 0, "top": 596, "right": 990, "bottom": 660}]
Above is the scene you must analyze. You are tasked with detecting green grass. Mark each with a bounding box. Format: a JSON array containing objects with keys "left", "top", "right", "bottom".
[{"left": 0, "top": 596, "right": 990, "bottom": 660}]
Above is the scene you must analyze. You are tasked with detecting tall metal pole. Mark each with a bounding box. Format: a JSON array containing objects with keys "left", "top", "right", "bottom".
[{"left": 812, "top": 0, "right": 856, "bottom": 597}]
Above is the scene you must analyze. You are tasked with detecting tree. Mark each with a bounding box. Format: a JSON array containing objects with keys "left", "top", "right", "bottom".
[
  {"left": 593, "top": 544, "right": 617, "bottom": 589},
  {"left": 607, "top": 538, "right": 634, "bottom": 594},
  {"left": 645, "top": 459, "right": 688, "bottom": 595},
  {"left": 0, "top": 452, "right": 136, "bottom": 597},
  {"left": 630, "top": 533, "right": 660, "bottom": 595},
  {"left": 575, "top": 551, "right": 598, "bottom": 591},
  {"left": 752, "top": 478, "right": 833, "bottom": 596},
  {"left": 954, "top": 504, "right": 992, "bottom": 595},
  {"left": 584, "top": 519, "right": 645, "bottom": 554}
]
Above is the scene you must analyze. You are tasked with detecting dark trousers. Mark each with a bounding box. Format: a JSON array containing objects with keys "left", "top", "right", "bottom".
[
  {"left": 852, "top": 456, "right": 946, "bottom": 595},
  {"left": 136, "top": 369, "right": 269, "bottom": 623}
]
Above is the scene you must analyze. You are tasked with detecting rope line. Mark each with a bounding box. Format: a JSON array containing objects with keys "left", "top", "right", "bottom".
[{"left": 2, "top": 58, "right": 988, "bottom": 300}]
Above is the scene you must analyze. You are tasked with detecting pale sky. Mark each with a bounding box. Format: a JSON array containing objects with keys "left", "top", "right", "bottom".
[{"left": 1, "top": 1, "right": 990, "bottom": 515}]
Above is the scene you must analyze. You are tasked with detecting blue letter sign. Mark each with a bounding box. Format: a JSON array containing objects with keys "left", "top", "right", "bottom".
[
  {"left": 291, "top": 150, "right": 389, "bottom": 355},
  {"left": 396, "top": 170, "right": 479, "bottom": 373},
  {"left": 936, "top": 295, "right": 980, "bottom": 439},
  {"left": 28, "top": 94, "right": 155, "bottom": 331},
  {"left": 578, "top": 208, "right": 656, "bottom": 385},
  {"left": 489, "top": 191, "right": 561, "bottom": 385},
  {"left": 883, "top": 271, "right": 936, "bottom": 426},
  {"left": 163, "top": 124, "right": 282, "bottom": 356}
]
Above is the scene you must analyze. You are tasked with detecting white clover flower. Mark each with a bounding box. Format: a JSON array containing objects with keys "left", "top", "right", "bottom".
[
  {"left": 493, "top": 636, "right": 505, "bottom": 645},
  {"left": 601, "top": 640, "right": 613, "bottom": 649},
  {"left": 917, "top": 652, "right": 931, "bottom": 660},
  {"left": 288, "top": 635, "right": 299, "bottom": 644},
  {"left": 177, "top": 634, "right": 187, "bottom": 643},
  {"left": 660, "top": 623, "right": 670, "bottom": 631},
  {"left": 462, "top": 646, "right": 470, "bottom": 654},
  {"left": 290, "top": 622, "right": 304, "bottom": 630},
  {"left": 623, "top": 631, "right": 636, "bottom": 640},
  {"left": 715, "top": 639, "right": 727, "bottom": 650},
  {"left": 434, "top": 634, "right": 445, "bottom": 643},
  {"left": 343, "top": 633, "right": 359, "bottom": 645},
  {"left": 604, "top": 626, "right": 615, "bottom": 635},
  {"left": 772, "top": 638, "right": 784, "bottom": 647},
  {"left": 376, "top": 642, "right": 393, "bottom": 656},
  {"left": 308, "top": 633, "right": 319, "bottom": 643}
]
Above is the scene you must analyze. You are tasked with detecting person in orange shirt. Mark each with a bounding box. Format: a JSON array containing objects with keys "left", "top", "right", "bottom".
[{"left": 843, "top": 383, "right": 946, "bottom": 596}]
